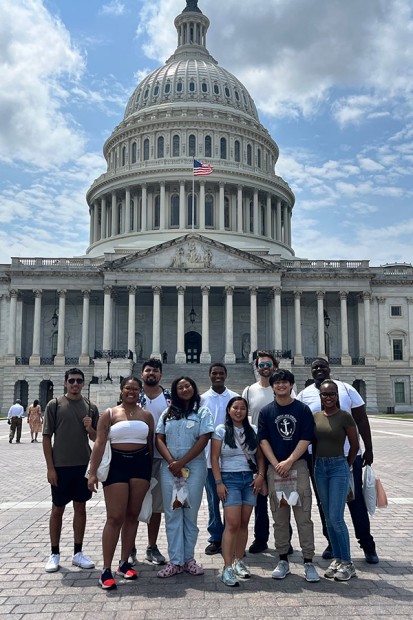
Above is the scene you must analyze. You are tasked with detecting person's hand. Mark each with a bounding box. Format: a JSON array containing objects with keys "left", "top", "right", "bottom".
[
  {"left": 275, "top": 459, "right": 292, "bottom": 478},
  {"left": 252, "top": 478, "right": 268, "bottom": 496},
  {"left": 47, "top": 467, "right": 58, "bottom": 486},
  {"left": 168, "top": 460, "right": 183, "bottom": 477},
  {"left": 362, "top": 449, "right": 373, "bottom": 467},
  {"left": 87, "top": 474, "right": 99, "bottom": 493},
  {"left": 83, "top": 416, "right": 92, "bottom": 431},
  {"left": 7, "top": 419, "right": 11, "bottom": 425},
  {"left": 217, "top": 482, "right": 227, "bottom": 502}
]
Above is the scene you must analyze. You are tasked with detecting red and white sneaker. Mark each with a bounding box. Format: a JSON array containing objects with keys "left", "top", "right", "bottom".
[{"left": 116, "top": 561, "right": 138, "bottom": 580}]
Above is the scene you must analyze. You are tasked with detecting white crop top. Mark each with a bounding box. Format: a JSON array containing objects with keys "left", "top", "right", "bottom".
[{"left": 109, "top": 419, "right": 149, "bottom": 445}]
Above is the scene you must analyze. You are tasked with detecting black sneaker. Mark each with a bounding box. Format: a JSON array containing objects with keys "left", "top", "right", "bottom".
[
  {"left": 248, "top": 540, "right": 268, "bottom": 554},
  {"left": 205, "top": 542, "right": 222, "bottom": 555},
  {"left": 116, "top": 561, "right": 138, "bottom": 580},
  {"left": 322, "top": 545, "right": 333, "bottom": 560},
  {"left": 364, "top": 550, "right": 379, "bottom": 564},
  {"left": 99, "top": 569, "right": 117, "bottom": 590},
  {"left": 288, "top": 544, "right": 294, "bottom": 555}
]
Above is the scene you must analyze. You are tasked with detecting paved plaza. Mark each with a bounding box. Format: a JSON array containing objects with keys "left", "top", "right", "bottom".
[{"left": 0, "top": 416, "right": 412, "bottom": 619}]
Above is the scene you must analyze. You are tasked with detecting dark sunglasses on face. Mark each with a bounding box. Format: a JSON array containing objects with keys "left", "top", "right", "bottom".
[
  {"left": 320, "top": 392, "right": 337, "bottom": 398},
  {"left": 67, "top": 378, "right": 84, "bottom": 385},
  {"left": 258, "top": 361, "right": 273, "bottom": 368}
]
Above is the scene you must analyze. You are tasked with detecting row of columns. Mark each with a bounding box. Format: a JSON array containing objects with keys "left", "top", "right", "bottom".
[
  {"left": 89, "top": 185, "right": 292, "bottom": 246},
  {"left": 4, "top": 287, "right": 381, "bottom": 365}
]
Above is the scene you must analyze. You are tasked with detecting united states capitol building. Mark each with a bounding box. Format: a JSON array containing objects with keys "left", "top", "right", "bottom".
[{"left": 1, "top": 0, "right": 412, "bottom": 413}]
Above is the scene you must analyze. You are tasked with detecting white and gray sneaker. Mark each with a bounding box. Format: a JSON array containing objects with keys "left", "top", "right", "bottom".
[
  {"left": 45, "top": 553, "right": 60, "bottom": 573},
  {"left": 146, "top": 545, "right": 166, "bottom": 565},
  {"left": 72, "top": 552, "right": 95, "bottom": 569},
  {"left": 233, "top": 559, "right": 251, "bottom": 579},
  {"left": 271, "top": 560, "right": 290, "bottom": 579},
  {"left": 221, "top": 566, "right": 240, "bottom": 587},
  {"left": 324, "top": 559, "right": 341, "bottom": 579},
  {"left": 334, "top": 561, "right": 356, "bottom": 581},
  {"left": 304, "top": 562, "right": 320, "bottom": 582}
]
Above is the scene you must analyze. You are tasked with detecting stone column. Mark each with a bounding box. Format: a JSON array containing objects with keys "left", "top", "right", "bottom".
[
  {"left": 54, "top": 289, "right": 66, "bottom": 366},
  {"left": 133, "top": 195, "right": 139, "bottom": 231},
  {"left": 273, "top": 287, "right": 282, "bottom": 353},
  {"left": 101, "top": 196, "right": 107, "bottom": 239},
  {"left": 6, "top": 290, "right": 18, "bottom": 364},
  {"left": 266, "top": 194, "right": 272, "bottom": 238},
  {"left": 253, "top": 189, "right": 259, "bottom": 235},
  {"left": 224, "top": 286, "right": 236, "bottom": 363},
  {"left": 363, "top": 291, "right": 374, "bottom": 363},
  {"left": 125, "top": 187, "right": 131, "bottom": 233},
  {"left": 376, "top": 297, "right": 388, "bottom": 361},
  {"left": 200, "top": 286, "right": 211, "bottom": 364},
  {"left": 293, "top": 291, "right": 304, "bottom": 365},
  {"left": 339, "top": 291, "right": 351, "bottom": 365},
  {"left": 30, "top": 289, "right": 42, "bottom": 365},
  {"left": 111, "top": 192, "right": 117, "bottom": 237},
  {"left": 219, "top": 182, "right": 225, "bottom": 230},
  {"left": 317, "top": 290, "right": 326, "bottom": 357},
  {"left": 199, "top": 181, "right": 206, "bottom": 229},
  {"left": 160, "top": 181, "right": 166, "bottom": 229},
  {"left": 151, "top": 286, "right": 161, "bottom": 359},
  {"left": 141, "top": 184, "right": 147, "bottom": 231},
  {"left": 93, "top": 201, "right": 99, "bottom": 242},
  {"left": 79, "top": 290, "right": 91, "bottom": 365},
  {"left": 89, "top": 206, "right": 94, "bottom": 245},
  {"left": 127, "top": 286, "right": 137, "bottom": 359},
  {"left": 249, "top": 287, "right": 258, "bottom": 362},
  {"left": 179, "top": 181, "right": 185, "bottom": 230},
  {"left": 237, "top": 185, "right": 243, "bottom": 233},
  {"left": 102, "top": 286, "right": 112, "bottom": 352},
  {"left": 407, "top": 298, "right": 413, "bottom": 364},
  {"left": 276, "top": 198, "right": 282, "bottom": 241},
  {"left": 283, "top": 203, "right": 289, "bottom": 244},
  {"left": 175, "top": 286, "right": 187, "bottom": 363}
]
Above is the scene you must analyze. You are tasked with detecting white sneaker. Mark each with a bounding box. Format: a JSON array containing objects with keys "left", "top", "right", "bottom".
[
  {"left": 72, "top": 551, "right": 95, "bottom": 569},
  {"left": 45, "top": 553, "right": 60, "bottom": 573},
  {"left": 271, "top": 560, "right": 290, "bottom": 579},
  {"left": 304, "top": 562, "right": 320, "bottom": 582}
]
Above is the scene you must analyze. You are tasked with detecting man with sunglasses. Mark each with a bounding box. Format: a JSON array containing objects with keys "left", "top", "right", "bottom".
[
  {"left": 43, "top": 368, "right": 99, "bottom": 573},
  {"left": 296, "top": 358, "right": 379, "bottom": 564}
]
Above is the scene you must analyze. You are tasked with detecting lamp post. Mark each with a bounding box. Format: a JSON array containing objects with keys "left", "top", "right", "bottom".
[{"left": 104, "top": 353, "right": 112, "bottom": 382}]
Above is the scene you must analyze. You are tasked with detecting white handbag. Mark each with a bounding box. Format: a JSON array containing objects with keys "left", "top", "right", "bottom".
[{"left": 85, "top": 409, "right": 112, "bottom": 482}]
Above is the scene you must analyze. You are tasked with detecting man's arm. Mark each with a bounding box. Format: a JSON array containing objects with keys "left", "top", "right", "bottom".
[
  {"left": 259, "top": 439, "right": 278, "bottom": 469},
  {"left": 351, "top": 404, "right": 373, "bottom": 465},
  {"left": 42, "top": 435, "right": 58, "bottom": 486},
  {"left": 276, "top": 440, "right": 311, "bottom": 477}
]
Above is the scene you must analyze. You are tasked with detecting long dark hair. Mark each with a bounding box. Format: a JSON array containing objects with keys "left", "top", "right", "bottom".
[
  {"left": 165, "top": 376, "right": 200, "bottom": 421},
  {"left": 224, "top": 397, "right": 257, "bottom": 451}
]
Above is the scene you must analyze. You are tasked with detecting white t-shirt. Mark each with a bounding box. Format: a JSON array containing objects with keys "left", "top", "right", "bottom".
[
  {"left": 213, "top": 424, "right": 258, "bottom": 472},
  {"left": 242, "top": 382, "right": 296, "bottom": 426},
  {"left": 200, "top": 386, "right": 239, "bottom": 467},
  {"left": 296, "top": 380, "right": 364, "bottom": 455},
  {"left": 141, "top": 390, "right": 170, "bottom": 459}
]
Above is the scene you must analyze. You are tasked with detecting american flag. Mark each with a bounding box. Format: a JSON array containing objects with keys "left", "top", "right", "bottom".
[{"left": 193, "top": 159, "right": 214, "bottom": 176}]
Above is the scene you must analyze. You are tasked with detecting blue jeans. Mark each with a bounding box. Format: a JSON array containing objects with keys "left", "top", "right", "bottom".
[
  {"left": 205, "top": 468, "right": 224, "bottom": 543},
  {"left": 221, "top": 471, "right": 257, "bottom": 507},
  {"left": 315, "top": 456, "right": 351, "bottom": 562}
]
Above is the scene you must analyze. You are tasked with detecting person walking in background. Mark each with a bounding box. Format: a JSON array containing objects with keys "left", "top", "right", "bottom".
[
  {"left": 313, "top": 380, "right": 359, "bottom": 581},
  {"left": 88, "top": 376, "right": 153, "bottom": 590},
  {"left": 8, "top": 398, "right": 25, "bottom": 444},
  {"left": 27, "top": 399, "right": 43, "bottom": 443},
  {"left": 42, "top": 368, "right": 99, "bottom": 574},
  {"left": 156, "top": 377, "right": 214, "bottom": 578},
  {"left": 201, "top": 363, "right": 238, "bottom": 556},
  {"left": 211, "top": 396, "right": 266, "bottom": 587}
]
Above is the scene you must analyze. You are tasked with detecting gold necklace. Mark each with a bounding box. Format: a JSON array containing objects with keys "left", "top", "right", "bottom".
[{"left": 124, "top": 407, "right": 135, "bottom": 418}]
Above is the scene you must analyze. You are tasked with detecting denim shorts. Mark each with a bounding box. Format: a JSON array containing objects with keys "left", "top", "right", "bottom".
[{"left": 221, "top": 471, "right": 257, "bottom": 507}]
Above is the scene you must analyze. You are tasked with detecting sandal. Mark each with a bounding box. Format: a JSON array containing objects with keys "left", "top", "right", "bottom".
[
  {"left": 157, "top": 562, "right": 183, "bottom": 578},
  {"left": 183, "top": 558, "right": 204, "bottom": 575}
]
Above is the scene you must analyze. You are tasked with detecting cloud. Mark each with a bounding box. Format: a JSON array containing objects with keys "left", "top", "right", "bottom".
[
  {"left": 0, "top": 0, "right": 86, "bottom": 169},
  {"left": 100, "top": 1, "right": 126, "bottom": 17}
]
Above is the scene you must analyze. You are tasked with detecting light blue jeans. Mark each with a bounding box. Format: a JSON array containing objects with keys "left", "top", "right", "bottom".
[
  {"left": 160, "top": 455, "right": 207, "bottom": 566},
  {"left": 314, "top": 456, "right": 351, "bottom": 562}
]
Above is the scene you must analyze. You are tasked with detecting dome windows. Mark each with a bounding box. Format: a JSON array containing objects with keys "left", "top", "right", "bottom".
[
  {"left": 204, "top": 135, "right": 212, "bottom": 158},
  {"left": 189, "top": 80, "right": 196, "bottom": 93},
  {"left": 157, "top": 136, "right": 164, "bottom": 159},
  {"left": 164, "top": 82, "right": 171, "bottom": 94},
  {"left": 188, "top": 134, "right": 196, "bottom": 157},
  {"left": 177, "top": 81, "right": 183, "bottom": 93},
  {"left": 201, "top": 82, "right": 208, "bottom": 93},
  {"left": 143, "top": 138, "right": 149, "bottom": 161},
  {"left": 144, "top": 88, "right": 149, "bottom": 99},
  {"left": 234, "top": 89, "right": 240, "bottom": 101},
  {"left": 213, "top": 84, "right": 220, "bottom": 95},
  {"left": 220, "top": 137, "right": 227, "bottom": 160},
  {"left": 247, "top": 144, "right": 252, "bottom": 166},
  {"left": 234, "top": 140, "right": 240, "bottom": 163},
  {"left": 172, "top": 134, "right": 180, "bottom": 157},
  {"left": 131, "top": 142, "right": 137, "bottom": 164},
  {"left": 154, "top": 84, "right": 160, "bottom": 97},
  {"left": 224, "top": 85, "right": 230, "bottom": 98}
]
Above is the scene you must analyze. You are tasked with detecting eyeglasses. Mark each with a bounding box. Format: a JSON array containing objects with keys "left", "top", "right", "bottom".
[
  {"left": 320, "top": 392, "right": 337, "bottom": 398},
  {"left": 67, "top": 378, "right": 84, "bottom": 385},
  {"left": 258, "top": 361, "right": 273, "bottom": 369}
]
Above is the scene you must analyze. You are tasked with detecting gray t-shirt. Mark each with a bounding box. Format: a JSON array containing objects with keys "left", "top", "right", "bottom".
[{"left": 212, "top": 424, "right": 258, "bottom": 472}]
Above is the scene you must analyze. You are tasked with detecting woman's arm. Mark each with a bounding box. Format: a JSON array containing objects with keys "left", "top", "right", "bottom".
[
  {"left": 87, "top": 409, "right": 111, "bottom": 492},
  {"left": 211, "top": 437, "right": 227, "bottom": 502},
  {"left": 155, "top": 432, "right": 174, "bottom": 465},
  {"left": 143, "top": 411, "right": 154, "bottom": 461},
  {"left": 168, "top": 433, "right": 212, "bottom": 477},
  {"left": 252, "top": 445, "right": 267, "bottom": 495},
  {"left": 346, "top": 424, "right": 359, "bottom": 467}
]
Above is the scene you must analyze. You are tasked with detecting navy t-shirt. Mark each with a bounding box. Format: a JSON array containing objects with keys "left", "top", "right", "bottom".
[{"left": 257, "top": 399, "right": 315, "bottom": 463}]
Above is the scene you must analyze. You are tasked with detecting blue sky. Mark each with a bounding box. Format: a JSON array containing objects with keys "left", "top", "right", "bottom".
[{"left": 0, "top": 0, "right": 412, "bottom": 265}]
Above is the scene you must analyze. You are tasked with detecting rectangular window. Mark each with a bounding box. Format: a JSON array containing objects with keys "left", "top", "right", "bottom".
[
  {"left": 391, "top": 305, "right": 402, "bottom": 317},
  {"left": 395, "top": 382, "right": 405, "bottom": 404},
  {"left": 393, "top": 339, "right": 403, "bottom": 360}
]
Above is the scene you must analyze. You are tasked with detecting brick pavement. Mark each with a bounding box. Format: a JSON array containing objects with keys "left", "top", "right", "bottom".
[{"left": 0, "top": 417, "right": 412, "bottom": 619}]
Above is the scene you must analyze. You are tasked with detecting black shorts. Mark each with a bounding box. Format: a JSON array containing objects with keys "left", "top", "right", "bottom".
[
  {"left": 103, "top": 446, "right": 152, "bottom": 488},
  {"left": 51, "top": 465, "right": 92, "bottom": 507}
]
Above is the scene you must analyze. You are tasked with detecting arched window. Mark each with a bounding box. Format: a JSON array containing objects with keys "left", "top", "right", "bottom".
[
  {"left": 170, "top": 194, "right": 180, "bottom": 227},
  {"left": 201, "top": 82, "right": 208, "bottom": 93},
  {"left": 205, "top": 194, "right": 214, "bottom": 227},
  {"left": 154, "top": 84, "right": 159, "bottom": 97},
  {"left": 164, "top": 82, "right": 171, "bottom": 94},
  {"left": 247, "top": 144, "right": 252, "bottom": 166},
  {"left": 172, "top": 134, "right": 180, "bottom": 157},
  {"left": 189, "top": 80, "right": 196, "bottom": 93},
  {"left": 157, "top": 136, "right": 164, "bottom": 159},
  {"left": 257, "top": 148, "right": 261, "bottom": 168},
  {"left": 205, "top": 135, "right": 212, "bottom": 158},
  {"left": 220, "top": 137, "right": 227, "bottom": 160},
  {"left": 224, "top": 196, "right": 230, "bottom": 229},
  {"left": 131, "top": 142, "right": 137, "bottom": 164},
  {"left": 188, "top": 134, "right": 196, "bottom": 157},
  {"left": 187, "top": 193, "right": 198, "bottom": 227},
  {"left": 177, "top": 81, "right": 183, "bottom": 93},
  {"left": 234, "top": 140, "right": 240, "bottom": 162},
  {"left": 224, "top": 86, "right": 230, "bottom": 98},
  {"left": 143, "top": 138, "right": 149, "bottom": 161},
  {"left": 121, "top": 145, "right": 126, "bottom": 166},
  {"left": 154, "top": 195, "right": 160, "bottom": 229}
]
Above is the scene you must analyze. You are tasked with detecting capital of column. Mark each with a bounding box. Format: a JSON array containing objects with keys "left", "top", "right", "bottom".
[
  {"left": 316, "top": 290, "right": 325, "bottom": 300},
  {"left": 57, "top": 289, "right": 67, "bottom": 298},
  {"left": 128, "top": 286, "right": 137, "bottom": 295},
  {"left": 407, "top": 297, "right": 413, "bottom": 305},
  {"left": 339, "top": 291, "right": 348, "bottom": 300},
  {"left": 201, "top": 285, "right": 210, "bottom": 295},
  {"left": 176, "top": 286, "right": 186, "bottom": 295},
  {"left": 249, "top": 287, "right": 258, "bottom": 295},
  {"left": 294, "top": 290, "right": 302, "bottom": 299},
  {"left": 33, "top": 289, "right": 42, "bottom": 298},
  {"left": 272, "top": 286, "right": 282, "bottom": 297},
  {"left": 104, "top": 285, "right": 113, "bottom": 296},
  {"left": 377, "top": 296, "right": 386, "bottom": 304},
  {"left": 225, "top": 286, "right": 234, "bottom": 296},
  {"left": 362, "top": 291, "right": 372, "bottom": 301},
  {"left": 9, "top": 289, "right": 19, "bottom": 299},
  {"left": 152, "top": 286, "right": 162, "bottom": 295}
]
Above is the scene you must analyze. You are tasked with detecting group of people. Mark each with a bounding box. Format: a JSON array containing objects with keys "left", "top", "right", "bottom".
[
  {"left": 40, "top": 353, "right": 379, "bottom": 591},
  {"left": 8, "top": 398, "right": 43, "bottom": 443}
]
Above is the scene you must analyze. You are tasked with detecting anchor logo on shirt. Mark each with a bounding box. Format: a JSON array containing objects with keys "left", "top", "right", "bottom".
[{"left": 275, "top": 415, "right": 296, "bottom": 438}]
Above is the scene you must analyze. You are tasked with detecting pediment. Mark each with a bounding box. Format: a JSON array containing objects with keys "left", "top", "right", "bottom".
[{"left": 106, "top": 234, "right": 278, "bottom": 273}]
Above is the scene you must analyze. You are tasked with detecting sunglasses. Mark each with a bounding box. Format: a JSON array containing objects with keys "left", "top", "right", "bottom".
[
  {"left": 320, "top": 392, "right": 337, "bottom": 398},
  {"left": 67, "top": 378, "right": 84, "bottom": 385},
  {"left": 258, "top": 361, "right": 273, "bottom": 369}
]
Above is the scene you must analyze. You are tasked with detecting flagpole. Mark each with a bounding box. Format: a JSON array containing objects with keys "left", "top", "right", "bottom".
[{"left": 192, "top": 159, "right": 195, "bottom": 231}]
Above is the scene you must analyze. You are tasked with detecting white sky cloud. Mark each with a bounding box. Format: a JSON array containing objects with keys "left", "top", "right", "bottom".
[{"left": 100, "top": 1, "right": 125, "bottom": 16}]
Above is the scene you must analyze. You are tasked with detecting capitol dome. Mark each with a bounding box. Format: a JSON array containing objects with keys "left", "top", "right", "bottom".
[{"left": 86, "top": 0, "right": 295, "bottom": 258}]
